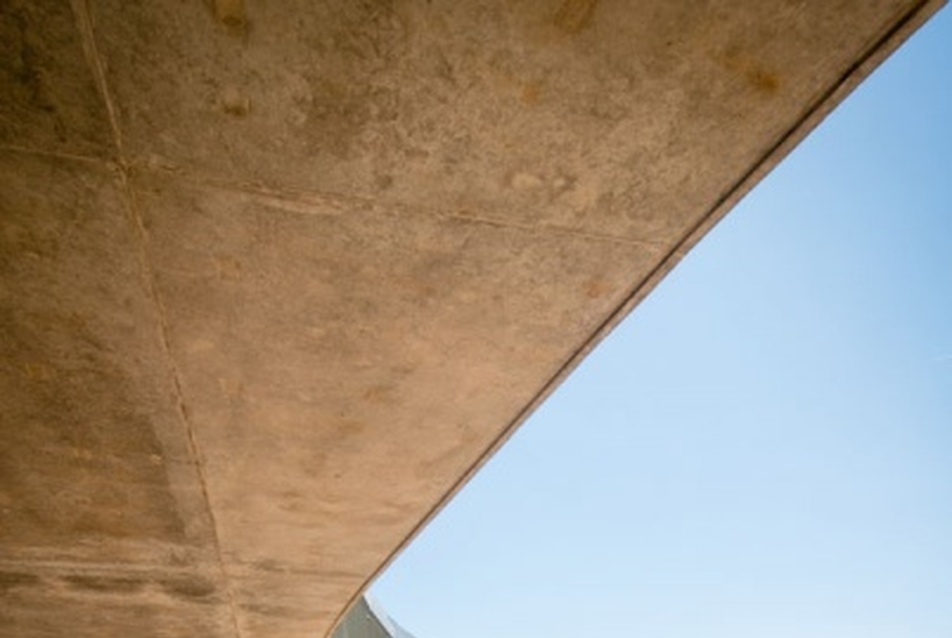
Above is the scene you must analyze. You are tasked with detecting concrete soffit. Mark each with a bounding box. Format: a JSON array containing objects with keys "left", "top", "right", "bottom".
[{"left": 0, "top": 1, "right": 945, "bottom": 637}]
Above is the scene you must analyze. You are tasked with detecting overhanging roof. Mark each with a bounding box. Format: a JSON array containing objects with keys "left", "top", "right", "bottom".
[{"left": 1, "top": 1, "right": 944, "bottom": 637}]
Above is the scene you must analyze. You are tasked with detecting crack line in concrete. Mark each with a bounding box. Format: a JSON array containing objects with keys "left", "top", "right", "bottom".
[
  {"left": 116, "top": 172, "right": 246, "bottom": 638},
  {"left": 69, "top": 0, "right": 123, "bottom": 157},
  {"left": 324, "top": 1, "right": 948, "bottom": 635},
  {"left": 0, "top": 144, "right": 110, "bottom": 166},
  {"left": 441, "top": 212, "right": 664, "bottom": 251},
  {"left": 132, "top": 162, "right": 663, "bottom": 249}
]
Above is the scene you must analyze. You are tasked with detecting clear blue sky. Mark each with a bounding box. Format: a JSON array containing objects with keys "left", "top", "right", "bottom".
[{"left": 372, "top": 8, "right": 952, "bottom": 637}]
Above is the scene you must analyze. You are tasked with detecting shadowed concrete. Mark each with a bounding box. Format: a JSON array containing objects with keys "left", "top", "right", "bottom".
[{"left": 0, "top": 1, "right": 944, "bottom": 637}]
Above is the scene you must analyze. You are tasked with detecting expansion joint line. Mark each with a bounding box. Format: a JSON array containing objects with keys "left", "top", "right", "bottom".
[
  {"left": 117, "top": 171, "right": 245, "bottom": 638},
  {"left": 69, "top": 2, "right": 243, "bottom": 637}
]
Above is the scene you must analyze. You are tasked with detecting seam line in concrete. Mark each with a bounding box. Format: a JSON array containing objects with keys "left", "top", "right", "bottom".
[
  {"left": 324, "top": 1, "right": 947, "bottom": 635},
  {"left": 132, "top": 164, "right": 662, "bottom": 249},
  {"left": 68, "top": 3, "right": 245, "bottom": 636},
  {"left": 69, "top": 0, "right": 124, "bottom": 157},
  {"left": 0, "top": 144, "right": 110, "bottom": 166},
  {"left": 441, "top": 212, "right": 664, "bottom": 250},
  {"left": 117, "top": 172, "right": 245, "bottom": 638}
]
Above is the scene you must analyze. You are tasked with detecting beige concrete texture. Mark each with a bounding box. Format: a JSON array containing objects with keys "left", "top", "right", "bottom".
[{"left": 0, "top": 1, "right": 944, "bottom": 637}]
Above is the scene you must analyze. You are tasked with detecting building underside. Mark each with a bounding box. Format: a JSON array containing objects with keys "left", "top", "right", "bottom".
[{"left": 0, "top": 1, "right": 945, "bottom": 637}]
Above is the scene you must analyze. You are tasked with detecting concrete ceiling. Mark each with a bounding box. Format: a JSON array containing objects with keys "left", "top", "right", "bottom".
[{"left": 0, "top": 1, "right": 943, "bottom": 637}]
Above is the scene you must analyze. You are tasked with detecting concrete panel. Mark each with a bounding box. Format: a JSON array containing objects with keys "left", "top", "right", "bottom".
[{"left": 130, "top": 169, "right": 654, "bottom": 630}]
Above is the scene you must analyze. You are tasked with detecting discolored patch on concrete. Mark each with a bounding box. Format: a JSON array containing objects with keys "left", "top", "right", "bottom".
[
  {"left": 0, "top": 569, "right": 234, "bottom": 638},
  {"left": 158, "top": 574, "right": 220, "bottom": 603},
  {"left": 0, "top": 152, "right": 214, "bottom": 563},
  {"left": 0, "top": 0, "right": 113, "bottom": 157},
  {"left": 0, "top": 303, "right": 187, "bottom": 546},
  {"left": 0, "top": 570, "right": 40, "bottom": 593}
]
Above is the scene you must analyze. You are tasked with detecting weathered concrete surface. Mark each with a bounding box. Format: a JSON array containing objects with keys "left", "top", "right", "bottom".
[{"left": 0, "top": 1, "right": 944, "bottom": 637}]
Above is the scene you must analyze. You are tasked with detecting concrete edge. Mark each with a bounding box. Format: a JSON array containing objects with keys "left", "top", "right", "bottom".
[{"left": 326, "top": 1, "right": 949, "bottom": 635}]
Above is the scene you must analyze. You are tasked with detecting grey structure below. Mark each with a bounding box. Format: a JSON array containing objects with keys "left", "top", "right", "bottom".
[{"left": 331, "top": 597, "right": 416, "bottom": 638}]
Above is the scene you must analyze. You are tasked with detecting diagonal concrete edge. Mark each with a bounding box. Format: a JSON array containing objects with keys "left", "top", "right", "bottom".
[{"left": 329, "top": 0, "right": 947, "bottom": 634}]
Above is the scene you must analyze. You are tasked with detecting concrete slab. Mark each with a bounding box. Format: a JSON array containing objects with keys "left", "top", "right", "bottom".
[{"left": 0, "top": 1, "right": 945, "bottom": 637}]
